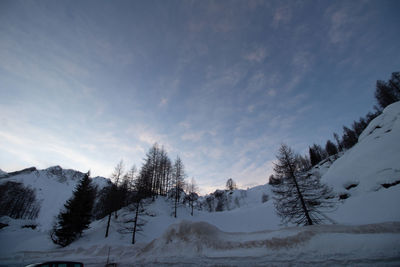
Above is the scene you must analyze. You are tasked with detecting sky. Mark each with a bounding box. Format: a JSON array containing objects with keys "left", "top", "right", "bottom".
[{"left": 0, "top": 0, "right": 399, "bottom": 194}]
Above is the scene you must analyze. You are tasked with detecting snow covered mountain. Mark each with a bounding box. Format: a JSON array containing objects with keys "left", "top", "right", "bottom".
[
  {"left": 1, "top": 102, "right": 400, "bottom": 266},
  {"left": 0, "top": 165, "right": 110, "bottom": 230}
]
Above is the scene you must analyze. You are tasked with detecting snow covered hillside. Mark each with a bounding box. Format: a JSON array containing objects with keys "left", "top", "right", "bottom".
[
  {"left": 1, "top": 102, "right": 400, "bottom": 266},
  {"left": 0, "top": 166, "right": 110, "bottom": 230},
  {"left": 320, "top": 101, "right": 400, "bottom": 224},
  {"left": 197, "top": 185, "right": 272, "bottom": 212}
]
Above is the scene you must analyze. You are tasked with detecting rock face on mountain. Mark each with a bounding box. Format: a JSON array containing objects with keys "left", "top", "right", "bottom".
[{"left": 0, "top": 167, "right": 37, "bottom": 178}]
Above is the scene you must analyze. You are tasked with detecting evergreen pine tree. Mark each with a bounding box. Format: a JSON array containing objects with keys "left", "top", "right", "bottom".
[
  {"left": 325, "top": 140, "right": 338, "bottom": 156},
  {"left": 342, "top": 126, "right": 358, "bottom": 149},
  {"left": 308, "top": 146, "right": 321, "bottom": 166},
  {"left": 333, "top": 133, "right": 343, "bottom": 152},
  {"left": 296, "top": 154, "right": 311, "bottom": 171},
  {"left": 268, "top": 174, "right": 280, "bottom": 185},
  {"left": 51, "top": 171, "right": 96, "bottom": 247},
  {"left": 375, "top": 72, "right": 400, "bottom": 109}
]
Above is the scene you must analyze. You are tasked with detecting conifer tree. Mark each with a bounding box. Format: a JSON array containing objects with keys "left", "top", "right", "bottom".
[
  {"left": 135, "top": 144, "right": 172, "bottom": 198},
  {"left": 104, "top": 183, "right": 118, "bottom": 238},
  {"left": 51, "top": 171, "right": 96, "bottom": 247},
  {"left": 172, "top": 156, "right": 185, "bottom": 218},
  {"left": 375, "top": 72, "right": 400, "bottom": 109},
  {"left": 296, "top": 154, "right": 312, "bottom": 171},
  {"left": 333, "top": 133, "right": 343, "bottom": 152},
  {"left": 111, "top": 160, "right": 125, "bottom": 219},
  {"left": 103, "top": 161, "right": 129, "bottom": 238},
  {"left": 187, "top": 177, "right": 198, "bottom": 216},
  {"left": 268, "top": 174, "right": 280, "bottom": 185},
  {"left": 342, "top": 126, "right": 358, "bottom": 149},
  {"left": 271, "top": 144, "right": 334, "bottom": 226},
  {"left": 352, "top": 118, "right": 368, "bottom": 138},
  {"left": 325, "top": 140, "right": 338, "bottom": 156},
  {"left": 117, "top": 189, "right": 146, "bottom": 245},
  {"left": 309, "top": 146, "right": 321, "bottom": 166},
  {"left": 226, "top": 178, "right": 237, "bottom": 191}
]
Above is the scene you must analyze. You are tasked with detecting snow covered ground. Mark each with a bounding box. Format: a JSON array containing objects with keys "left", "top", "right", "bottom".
[
  {"left": 1, "top": 220, "right": 400, "bottom": 266},
  {"left": 1, "top": 102, "right": 400, "bottom": 266}
]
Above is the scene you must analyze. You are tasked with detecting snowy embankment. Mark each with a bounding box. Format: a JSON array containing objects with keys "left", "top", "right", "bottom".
[
  {"left": 136, "top": 220, "right": 400, "bottom": 266},
  {"left": 321, "top": 101, "right": 400, "bottom": 224},
  {"left": 2, "top": 220, "right": 400, "bottom": 266}
]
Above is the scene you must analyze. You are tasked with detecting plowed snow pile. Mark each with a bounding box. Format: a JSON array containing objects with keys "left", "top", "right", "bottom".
[
  {"left": 132, "top": 220, "right": 400, "bottom": 265},
  {"left": 2, "top": 220, "right": 399, "bottom": 266}
]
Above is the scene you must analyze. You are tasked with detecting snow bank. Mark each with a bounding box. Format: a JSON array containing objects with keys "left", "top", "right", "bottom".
[
  {"left": 3, "top": 220, "right": 399, "bottom": 266},
  {"left": 323, "top": 102, "right": 400, "bottom": 193},
  {"left": 134, "top": 220, "right": 400, "bottom": 265},
  {"left": 320, "top": 102, "right": 400, "bottom": 224}
]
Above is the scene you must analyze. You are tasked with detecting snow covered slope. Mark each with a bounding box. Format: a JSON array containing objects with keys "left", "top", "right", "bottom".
[
  {"left": 321, "top": 101, "right": 400, "bottom": 224},
  {"left": 198, "top": 184, "right": 272, "bottom": 212},
  {"left": 0, "top": 166, "right": 110, "bottom": 230}
]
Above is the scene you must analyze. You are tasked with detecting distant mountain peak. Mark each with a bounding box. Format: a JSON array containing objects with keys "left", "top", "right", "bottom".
[
  {"left": 45, "top": 165, "right": 62, "bottom": 171},
  {"left": 0, "top": 169, "right": 8, "bottom": 178},
  {"left": 6, "top": 167, "right": 37, "bottom": 177}
]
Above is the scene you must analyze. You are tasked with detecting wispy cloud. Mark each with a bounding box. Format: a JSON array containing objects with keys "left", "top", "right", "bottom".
[
  {"left": 159, "top": 97, "right": 168, "bottom": 107},
  {"left": 325, "top": 1, "right": 370, "bottom": 46},
  {"left": 136, "top": 128, "right": 168, "bottom": 147},
  {"left": 272, "top": 5, "right": 292, "bottom": 28},
  {"left": 179, "top": 121, "right": 191, "bottom": 129},
  {"left": 181, "top": 132, "right": 204, "bottom": 142},
  {"left": 243, "top": 47, "right": 268, "bottom": 62},
  {"left": 328, "top": 7, "right": 353, "bottom": 44},
  {"left": 292, "top": 51, "right": 313, "bottom": 70},
  {"left": 0, "top": 123, "right": 112, "bottom": 176}
]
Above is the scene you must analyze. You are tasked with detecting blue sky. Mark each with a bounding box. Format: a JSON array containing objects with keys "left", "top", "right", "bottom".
[{"left": 0, "top": 0, "right": 399, "bottom": 194}]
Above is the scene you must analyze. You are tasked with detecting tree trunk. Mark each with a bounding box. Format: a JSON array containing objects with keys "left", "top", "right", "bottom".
[
  {"left": 174, "top": 195, "right": 177, "bottom": 218},
  {"left": 105, "top": 212, "right": 111, "bottom": 238},
  {"left": 285, "top": 153, "right": 313, "bottom": 225},
  {"left": 174, "top": 180, "right": 178, "bottom": 218},
  {"left": 291, "top": 173, "right": 313, "bottom": 225},
  {"left": 132, "top": 201, "right": 140, "bottom": 244}
]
